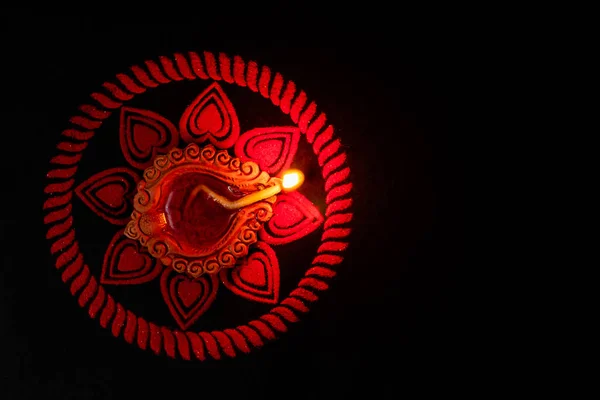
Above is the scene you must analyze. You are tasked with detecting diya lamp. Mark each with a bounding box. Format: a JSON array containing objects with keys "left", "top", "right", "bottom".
[{"left": 125, "top": 143, "right": 304, "bottom": 278}]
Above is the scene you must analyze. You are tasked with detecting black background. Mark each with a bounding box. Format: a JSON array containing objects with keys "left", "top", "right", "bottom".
[{"left": 1, "top": 13, "right": 464, "bottom": 398}]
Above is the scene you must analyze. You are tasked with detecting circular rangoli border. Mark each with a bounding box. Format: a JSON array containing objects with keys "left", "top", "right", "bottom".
[{"left": 43, "top": 51, "right": 353, "bottom": 360}]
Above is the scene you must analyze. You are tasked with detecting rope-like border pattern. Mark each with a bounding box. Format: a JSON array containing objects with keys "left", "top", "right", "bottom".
[{"left": 44, "top": 52, "right": 354, "bottom": 360}]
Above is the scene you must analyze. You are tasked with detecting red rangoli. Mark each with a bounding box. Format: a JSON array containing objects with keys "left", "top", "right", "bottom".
[{"left": 44, "top": 52, "right": 353, "bottom": 360}]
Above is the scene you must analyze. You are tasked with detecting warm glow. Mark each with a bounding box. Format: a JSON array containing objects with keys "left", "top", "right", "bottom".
[{"left": 281, "top": 169, "right": 305, "bottom": 191}]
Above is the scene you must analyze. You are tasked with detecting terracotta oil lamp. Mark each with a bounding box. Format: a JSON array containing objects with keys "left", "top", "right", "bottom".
[{"left": 124, "top": 143, "right": 304, "bottom": 278}]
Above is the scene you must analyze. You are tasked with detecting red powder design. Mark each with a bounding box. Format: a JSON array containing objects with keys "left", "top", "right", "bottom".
[
  {"left": 260, "top": 192, "right": 324, "bottom": 245},
  {"left": 74, "top": 168, "right": 140, "bottom": 225},
  {"left": 234, "top": 127, "right": 300, "bottom": 176},
  {"left": 160, "top": 269, "right": 219, "bottom": 331},
  {"left": 120, "top": 107, "right": 178, "bottom": 170},
  {"left": 101, "top": 229, "right": 162, "bottom": 285},
  {"left": 179, "top": 82, "right": 240, "bottom": 149},
  {"left": 44, "top": 52, "right": 353, "bottom": 360},
  {"left": 220, "top": 242, "right": 280, "bottom": 304}
]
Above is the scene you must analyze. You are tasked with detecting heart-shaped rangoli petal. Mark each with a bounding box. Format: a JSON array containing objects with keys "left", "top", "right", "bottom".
[
  {"left": 101, "top": 229, "right": 162, "bottom": 285},
  {"left": 234, "top": 127, "right": 300, "bottom": 176},
  {"left": 259, "top": 192, "right": 324, "bottom": 245},
  {"left": 160, "top": 269, "right": 219, "bottom": 330},
  {"left": 220, "top": 242, "right": 280, "bottom": 304},
  {"left": 177, "top": 279, "right": 203, "bottom": 308},
  {"left": 120, "top": 107, "right": 179, "bottom": 170},
  {"left": 75, "top": 167, "right": 140, "bottom": 225},
  {"left": 179, "top": 82, "right": 240, "bottom": 149}
]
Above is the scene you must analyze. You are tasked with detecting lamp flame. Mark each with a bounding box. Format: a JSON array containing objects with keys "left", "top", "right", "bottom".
[{"left": 281, "top": 169, "right": 304, "bottom": 191}]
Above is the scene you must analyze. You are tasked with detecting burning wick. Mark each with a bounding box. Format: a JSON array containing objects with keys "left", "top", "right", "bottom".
[{"left": 188, "top": 169, "right": 305, "bottom": 210}]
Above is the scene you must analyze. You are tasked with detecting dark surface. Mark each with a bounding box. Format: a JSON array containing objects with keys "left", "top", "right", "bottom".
[{"left": 1, "top": 13, "right": 464, "bottom": 398}]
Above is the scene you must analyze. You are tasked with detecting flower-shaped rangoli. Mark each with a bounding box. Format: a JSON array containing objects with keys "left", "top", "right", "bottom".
[
  {"left": 74, "top": 82, "right": 323, "bottom": 330},
  {"left": 44, "top": 52, "right": 353, "bottom": 360}
]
